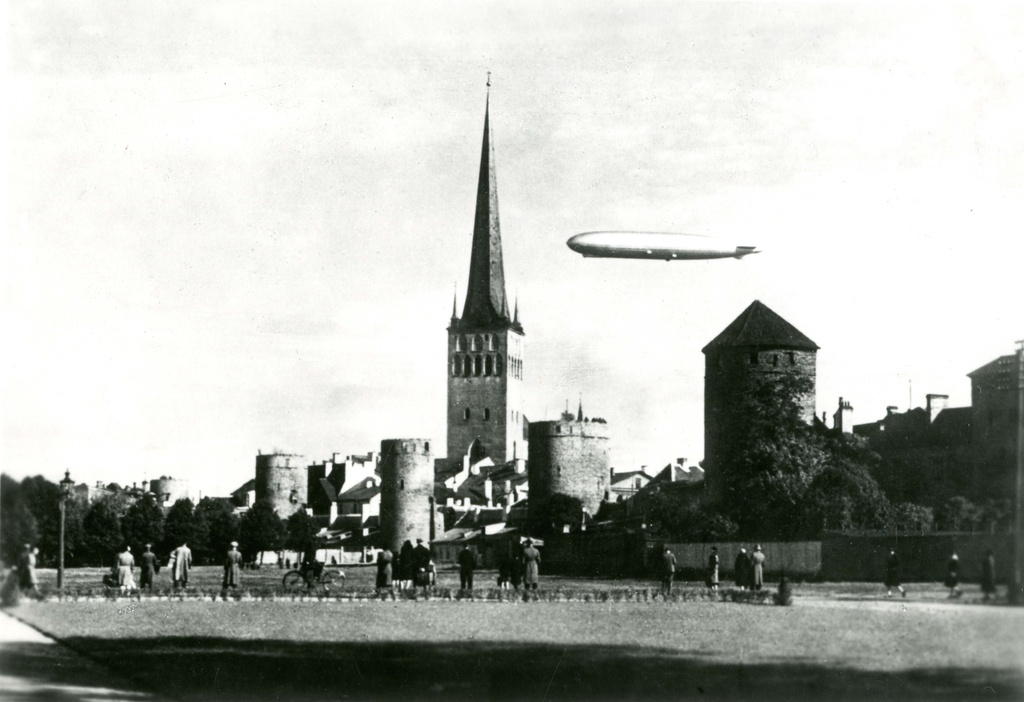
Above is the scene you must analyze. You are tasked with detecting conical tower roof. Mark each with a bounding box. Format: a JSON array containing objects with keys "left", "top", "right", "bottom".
[
  {"left": 702, "top": 300, "right": 818, "bottom": 353},
  {"left": 459, "top": 90, "right": 515, "bottom": 330}
]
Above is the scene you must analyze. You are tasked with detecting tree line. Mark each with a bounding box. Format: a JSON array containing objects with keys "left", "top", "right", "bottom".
[{"left": 1, "top": 474, "right": 325, "bottom": 568}]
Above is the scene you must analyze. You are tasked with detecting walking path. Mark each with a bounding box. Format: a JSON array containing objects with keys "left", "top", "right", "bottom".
[{"left": 0, "top": 607, "right": 163, "bottom": 702}]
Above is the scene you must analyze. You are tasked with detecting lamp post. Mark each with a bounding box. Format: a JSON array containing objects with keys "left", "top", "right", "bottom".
[{"left": 58, "top": 469, "right": 74, "bottom": 592}]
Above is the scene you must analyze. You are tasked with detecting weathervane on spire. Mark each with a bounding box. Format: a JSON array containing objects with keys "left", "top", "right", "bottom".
[{"left": 487, "top": 71, "right": 491, "bottom": 89}]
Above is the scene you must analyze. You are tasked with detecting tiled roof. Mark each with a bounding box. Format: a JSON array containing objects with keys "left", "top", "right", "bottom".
[{"left": 703, "top": 300, "right": 818, "bottom": 353}]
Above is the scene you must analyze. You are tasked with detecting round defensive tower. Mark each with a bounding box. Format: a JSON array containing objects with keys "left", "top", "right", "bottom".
[
  {"left": 379, "top": 439, "right": 434, "bottom": 552},
  {"left": 149, "top": 476, "right": 190, "bottom": 507},
  {"left": 702, "top": 300, "right": 819, "bottom": 505},
  {"left": 255, "top": 453, "right": 308, "bottom": 519},
  {"left": 528, "top": 416, "right": 610, "bottom": 518}
]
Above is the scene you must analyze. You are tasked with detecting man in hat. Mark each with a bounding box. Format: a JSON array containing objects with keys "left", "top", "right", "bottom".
[
  {"left": 413, "top": 538, "right": 432, "bottom": 589},
  {"left": 522, "top": 539, "right": 541, "bottom": 591},
  {"left": 660, "top": 545, "right": 677, "bottom": 596},
  {"left": 116, "top": 545, "right": 136, "bottom": 592},
  {"left": 140, "top": 543, "right": 159, "bottom": 591},
  {"left": 458, "top": 543, "right": 477, "bottom": 590},
  {"left": 169, "top": 541, "right": 192, "bottom": 589},
  {"left": 750, "top": 545, "right": 766, "bottom": 591},
  {"left": 223, "top": 541, "right": 242, "bottom": 590}
]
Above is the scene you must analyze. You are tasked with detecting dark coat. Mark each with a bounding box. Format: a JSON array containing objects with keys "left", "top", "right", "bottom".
[
  {"left": 223, "top": 549, "right": 242, "bottom": 587},
  {"left": 399, "top": 542, "right": 416, "bottom": 581},
  {"left": 375, "top": 549, "right": 393, "bottom": 588},
  {"left": 884, "top": 553, "right": 901, "bottom": 587},
  {"left": 981, "top": 554, "right": 996, "bottom": 594},
  {"left": 734, "top": 552, "right": 750, "bottom": 587},
  {"left": 944, "top": 557, "right": 960, "bottom": 588},
  {"left": 458, "top": 547, "right": 477, "bottom": 573}
]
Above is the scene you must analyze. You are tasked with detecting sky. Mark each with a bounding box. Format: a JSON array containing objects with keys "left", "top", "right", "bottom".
[{"left": 3, "top": 2, "right": 1022, "bottom": 498}]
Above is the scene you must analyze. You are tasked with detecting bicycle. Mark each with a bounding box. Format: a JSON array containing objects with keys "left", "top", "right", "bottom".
[{"left": 281, "top": 565, "right": 345, "bottom": 593}]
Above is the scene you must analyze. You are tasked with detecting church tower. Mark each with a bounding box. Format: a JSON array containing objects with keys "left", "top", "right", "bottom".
[{"left": 447, "top": 86, "right": 525, "bottom": 466}]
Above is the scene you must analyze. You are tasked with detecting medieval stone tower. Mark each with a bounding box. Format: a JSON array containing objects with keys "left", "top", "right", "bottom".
[
  {"left": 379, "top": 438, "right": 434, "bottom": 551},
  {"left": 447, "top": 89, "right": 526, "bottom": 466},
  {"left": 702, "top": 300, "right": 819, "bottom": 505},
  {"left": 528, "top": 404, "right": 611, "bottom": 519},
  {"left": 254, "top": 453, "right": 308, "bottom": 519}
]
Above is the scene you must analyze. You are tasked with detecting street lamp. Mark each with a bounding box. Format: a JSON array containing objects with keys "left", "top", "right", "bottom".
[{"left": 58, "top": 469, "right": 74, "bottom": 592}]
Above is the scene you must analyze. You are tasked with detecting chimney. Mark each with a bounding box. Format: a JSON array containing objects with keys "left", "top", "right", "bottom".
[
  {"left": 926, "top": 394, "right": 948, "bottom": 423},
  {"left": 886, "top": 406, "right": 899, "bottom": 416},
  {"left": 484, "top": 479, "right": 493, "bottom": 505},
  {"left": 834, "top": 397, "right": 854, "bottom": 433}
]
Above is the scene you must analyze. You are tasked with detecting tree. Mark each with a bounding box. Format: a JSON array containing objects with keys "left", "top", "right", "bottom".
[
  {"left": 239, "top": 500, "right": 284, "bottom": 564},
  {"left": 801, "top": 435, "right": 892, "bottom": 534},
  {"left": 161, "top": 498, "right": 197, "bottom": 555},
  {"left": 82, "top": 496, "right": 124, "bottom": 566},
  {"left": 2, "top": 503, "right": 39, "bottom": 564},
  {"left": 937, "top": 496, "right": 981, "bottom": 532},
  {"left": 890, "top": 502, "right": 934, "bottom": 532},
  {"left": 285, "top": 510, "right": 318, "bottom": 555},
  {"left": 193, "top": 497, "right": 240, "bottom": 564},
  {"left": 121, "top": 495, "right": 164, "bottom": 553}
]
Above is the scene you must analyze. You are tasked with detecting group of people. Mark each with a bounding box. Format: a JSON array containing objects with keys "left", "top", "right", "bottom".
[
  {"left": 684, "top": 545, "right": 765, "bottom": 593},
  {"left": 374, "top": 537, "right": 542, "bottom": 593},
  {"left": 375, "top": 538, "right": 436, "bottom": 592},
  {"left": 885, "top": 548, "right": 998, "bottom": 601},
  {"left": 101, "top": 540, "right": 242, "bottom": 592}
]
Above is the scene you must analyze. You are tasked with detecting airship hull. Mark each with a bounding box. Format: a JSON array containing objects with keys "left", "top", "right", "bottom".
[{"left": 567, "top": 231, "right": 758, "bottom": 261}]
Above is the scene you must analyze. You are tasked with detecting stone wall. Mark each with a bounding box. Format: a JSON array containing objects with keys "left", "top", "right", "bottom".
[
  {"left": 255, "top": 454, "right": 308, "bottom": 519},
  {"left": 379, "top": 439, "right": 434, "bottom": 552},
  {"left": 528, "top": 419, "right": 611, "bottom": 517}
]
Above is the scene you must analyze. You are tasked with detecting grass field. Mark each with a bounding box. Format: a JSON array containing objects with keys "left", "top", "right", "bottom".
[{"left": 6, "top": 570, "right": 1024, "bottom": 701}]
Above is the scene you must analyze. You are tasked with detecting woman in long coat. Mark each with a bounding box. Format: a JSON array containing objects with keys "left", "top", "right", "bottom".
[
  {"left": 223, "top": 541, "right": 242, "bottom": 589},
  {"left": 398, "top": 541, "right": 415, "bottom": 589},
  {"left": 522, "top": 540, "right": 541, "bottom": 590},
  {"left": 375, "top": 548, "right": 393, "bottom": 591},
  {"left": 750, "top": 546, "right": 766, "bottom": 591},
  {"left": 981, "top": 550, "right": 996, "bottom": 601},
  {"left": 707, "top": 547, "right": 719, "bottom": 591},
  {"left": 116, "top": 546, "right": 136, "bottom": 591}
]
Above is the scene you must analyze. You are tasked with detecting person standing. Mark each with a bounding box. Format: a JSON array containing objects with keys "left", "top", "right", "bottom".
[
  {"left": 18, "top": 544, "right": 40, "bottom": 599},
  {"left": 139, "top": 544, "right": 158, "bottom": 591},
  {"left": 116, "top": 546, "right": 136, "bottom": 592},
  {"left": 661, "top": 546, "right": 677, "bottom": 596},
  {"left": 375, "top": 547, "right": 393, "bottom": 593},
  {"left": 944, "top": 552, "right": 961, "bottom": 598},
  {"left": 522, "top": 539, "right": 541, "bottom": 591},
  {"left": 981, "top": 550, "right": 996, "bottom": 602},
  {"left": 169, "top": 541, "right": 192, "bottom": 589},
  {"left": 885, "top": 548, "right": 906, "bottom": 598},
  {"left": 223, "top": 541, "right": 242, "bottom": 590},
  {"left": 458, "top": 544, "right": 477, "bottom": 590},
  {"left": 509, "top": 545, "right": 524, "bottom": 590},
  {"left": 750, "top": 545, "right": 766, "bottom": 591},
  {"left": 707, "top": 546, "right": 720, "bottom": 591},
  {"left": 413, "top": 538, "right": 432, "bottom": 589},
  {"left": 734, "top": 548, "right": 750, "bottom": 590},
  {"left": 398, "top": 540, "right": 415, "bottom": 589}
]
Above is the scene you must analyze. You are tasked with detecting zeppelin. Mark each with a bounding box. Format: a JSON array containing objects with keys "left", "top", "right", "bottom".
[{"left": 567, "top": 231, "right": 759, "bottom": 261}]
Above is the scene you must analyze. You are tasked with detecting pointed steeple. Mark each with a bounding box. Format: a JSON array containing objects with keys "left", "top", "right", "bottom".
[
  {"left": 460, "top": 82, "right": 511, "bottom": 329},
  {"left": 451, "top": 285, "right": 459, "bottom": 322},
  {"left": 513, "top": 295, "right": 519, "bottom": 325},
  {"left": 577, "top": 400, "right": 584, "bottom": 422}
]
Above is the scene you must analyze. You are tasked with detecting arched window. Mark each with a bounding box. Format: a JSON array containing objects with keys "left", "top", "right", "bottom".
[
  {"left": 472, "top": 335, "right": 482, "bottom": 352},
  {"left": 495, "top": 354, "right": 503, "bottom": 376},
  {"left": 474, "top": 355, "right": 482, "bottom": 376},
  {"left": 488, "top": 335, "right": 495, "bottom": 351},
  {"left": 484, "top": 355, "right": 493, "bottom": 376},
  {"left": 453, "top": 355, "right": 462, "bottom": 377},
  {"left": 455, "top": 336, "right": 462, "bottom": 352}
]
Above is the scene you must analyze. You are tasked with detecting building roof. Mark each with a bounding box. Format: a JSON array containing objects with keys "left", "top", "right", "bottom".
[
  {"left": 337, "top": 480, "right": 380, "bottom": 503},
  {"left": 702, "top": 300, "right": 818, "bottom": 353},
  {"left": 454, "top": 91, "right": 522, "bottom": 333},
  {"left": 968, "top": 354, "right": 1017, "bottom": 384}
]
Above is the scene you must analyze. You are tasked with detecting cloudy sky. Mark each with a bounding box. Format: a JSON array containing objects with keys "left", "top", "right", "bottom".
[{"left": 4, "top": 2, "right": 1022, "bottom": 497}]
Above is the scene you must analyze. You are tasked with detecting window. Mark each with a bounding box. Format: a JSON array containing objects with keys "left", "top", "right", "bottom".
[
  {"left": 495, "top": 354, "right": 503, "bottom": 376},
  {"left": 400, "top": 479, "right": 405, "bottom": 491},
  {"left": 455, "top": 336, "right": 462, "bottom": 352},
  {"left": 472, "top": 335, "right": 482, "bottom": 352},
  {"left": 484, "top": 408, "right": 491, "bottom": 421},
  {"left": 425, "top": 442, "right": 430, "bottom": 452},
  {"left": 474, "top": 355, "right": 482, "bottom": 376},
  {"left": 772, "top": 355, "right": 779, "bottom": 367},
  {"left": 787, "top": 352, "right": 795, "bottom": 365},
  {"left": 463, "top": 408, "right": 471, "bottom": 421},
  {"left": 484, "top": 355, "right": 493, "bottom": 376}
]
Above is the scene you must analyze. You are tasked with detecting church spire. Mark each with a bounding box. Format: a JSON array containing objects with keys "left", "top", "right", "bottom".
[{"left": 460, "top": 78, "right": 511, "bottom": 329}]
